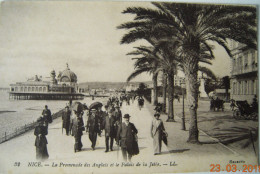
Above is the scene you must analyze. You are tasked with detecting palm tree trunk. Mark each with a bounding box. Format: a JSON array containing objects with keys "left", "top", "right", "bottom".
[
  {"left": 162, "top": 72, "right": 167, "bottom": 113},
  {"left": 184, "top": 63, "right": 199, "bottom": 143},
  {"left": 166, "top": 72, "right": 175, "bottom": 122},
  {"left": 152, "top": 72, "right": 158, "bottom": 106}
]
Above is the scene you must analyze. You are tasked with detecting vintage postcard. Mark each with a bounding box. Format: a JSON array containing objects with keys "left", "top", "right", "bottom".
[{"left": 0, "top": 1, "right": 258, "bottom": 174}]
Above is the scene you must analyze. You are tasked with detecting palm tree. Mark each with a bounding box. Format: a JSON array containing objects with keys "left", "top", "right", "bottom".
[
  {"left": 118, "top": 20, "right": 180, "bottom": 120},
  {"left": 126, "top": 46, "right": 159, "bottom": 106},
  {"left": 120, "top": 2, "right": 256, "bottom": 143}
]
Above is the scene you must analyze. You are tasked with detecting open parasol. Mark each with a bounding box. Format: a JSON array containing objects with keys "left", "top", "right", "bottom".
[
  {"left": 73, "top": 102, "right": 84, "bottom": 113},
  {"left": 89, "top": 102, "right": 103, "bottom": 110}
]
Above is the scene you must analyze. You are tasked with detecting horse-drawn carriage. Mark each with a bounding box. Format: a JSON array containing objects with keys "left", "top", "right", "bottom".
[
  {"left": 233, "top": 100, "right": 258, "bottom": 120},
  {"left": 210, "top": 98, "right": 225, "bottom": 111}
]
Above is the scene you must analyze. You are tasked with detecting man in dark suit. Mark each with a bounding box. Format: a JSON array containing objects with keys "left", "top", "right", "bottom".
[
  {"left": 117, "top": 114, "right": 138, "bottom": 162},
  {"left": 62, "top": 106, "right": 71, "bottom": 135},
  {"left": 114, "top": 106, "right": 122, "bottom": 123},
  {"left": 70, "top": 111, "right": 84, "bottom": 153},
  {"left": 102, "top": 110, "right": 116, "bottom": 152},
  {"left": 86, "top": 109, "right": 101, "bottom": 150},
  {"left": 42, "top": 105, "right": 52, "bottom": 128}
]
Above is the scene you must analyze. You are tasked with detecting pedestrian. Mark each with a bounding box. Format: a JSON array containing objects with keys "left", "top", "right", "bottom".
[
  {"left": 34, "top": 117, "right": 49, "bottom": 161},
  {"left": 62, "top": 106, "right": 71, "bottom": 135},
  {"left": 154, "top": 103, "right": 162, "bottom": 113},
  {"left": 102, "top": 110, "right": 116, "bottom": 152},
  {"left": 230, "top": 99, "right": 235, "bottom": 111},
  {"left": 117, "top": 114, "right": 139, "bottom": 162},
  {"left": 150, "top": 113, "right": 167, "bottom": 155},
  {"left": 114, "top": 106, "right": 122, "bottom": 123},
  {"left": 97, "top": 106, "right": 106, "bottom": 131},
  {"left": 86, "top": 109, "right": 101, "bottom": 150},
  {"left": 70, "top": 110, "right": 85, "bottom": 153},
  {"left": 42, "top": 105, "right": 52, "bottom": 128}
]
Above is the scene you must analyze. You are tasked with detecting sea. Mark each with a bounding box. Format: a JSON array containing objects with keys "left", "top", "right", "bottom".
[{"left": 0, "top": 91, "right": 108, "bottom": 138}]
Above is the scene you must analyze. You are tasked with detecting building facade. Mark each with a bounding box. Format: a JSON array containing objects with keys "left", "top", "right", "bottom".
[
  {"left": 230, "top": 41, "right": 258, "bottom": 104},
  {"left": 9, "top": 64, "right": 83, "bottom": 100}
]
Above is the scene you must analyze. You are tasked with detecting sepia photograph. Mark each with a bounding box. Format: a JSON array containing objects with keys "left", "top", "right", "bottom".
[{"left": 0, "top": 0, "right": 258, "bottom": 173}]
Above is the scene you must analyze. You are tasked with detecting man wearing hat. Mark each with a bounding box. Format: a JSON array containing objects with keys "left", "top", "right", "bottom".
[
  {"left": 117, "top": 114, "right": 139, "bottom": 162},
  {"left": 86, "top": 109, "right": 101, "bottom": 150},
  {"left": 102, "top": 110, "right": 116, "bottom": 152},
  {"left": 34, "top": 117, "right": 49, "bottom": 160},
  {"left": 97, "top": 106, "right": 106, "bottom": 131},
  {"left": 70, "top": 110, "right": 85, "bottom": 152},
  {"left": 42, "top": 105, "right": 52, "bottom": 128},
  {"left": 114, "top": 105, "right": 122, "bottom": 123},
  {"left": 62, "top": 106, "right": 71, "bottom": 135}
]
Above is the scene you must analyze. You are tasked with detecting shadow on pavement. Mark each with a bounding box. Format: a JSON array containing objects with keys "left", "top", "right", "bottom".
[
  {"left": 81, "top": 146, "right": 106, "bottom": 152},
  {"left": 200, "top": 141, "right": 219, "bottom": 144},
  {"left": 160, "top": 149, "right": 190, "bottom": 155}
]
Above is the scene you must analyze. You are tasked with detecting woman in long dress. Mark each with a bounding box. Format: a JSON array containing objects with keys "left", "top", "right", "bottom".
[
  {"left": 150, "top": 113, "right": 166, "bottom": 155},
  {"left": 34, "top": 117, "right": 49, "bottom": 160}
]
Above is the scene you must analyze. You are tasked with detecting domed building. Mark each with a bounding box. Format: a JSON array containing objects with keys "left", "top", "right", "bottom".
[
  {"left": 9, "top": 64, "right": 83, "bottom": 100},
  {"left": 58, "top": 63, "right": 77, "bottom": 84}
]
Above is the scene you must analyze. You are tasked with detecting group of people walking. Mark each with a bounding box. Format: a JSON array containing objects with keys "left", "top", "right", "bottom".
[
  {"left": 61, "top": 95, "right": 139, "bottom": 162},
  {"left": 34, "top": 94, "right": 168, "bottom": 162}
]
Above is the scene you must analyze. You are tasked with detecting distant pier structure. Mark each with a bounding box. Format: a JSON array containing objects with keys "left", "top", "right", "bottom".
[{"left": 9, "top": 64, "right": 84, "bottom": 100}]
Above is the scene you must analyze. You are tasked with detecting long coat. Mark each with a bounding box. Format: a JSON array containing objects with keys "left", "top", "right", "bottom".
[
  {"left": 42, "top": 109, "right": 52, "bottom": 123},
  {"left": 86, "top": 114, "right": 101, "bottom": 133},
  {"left": 34, "top": 125, "right": 49, "bottom": 160},
  {"left": 117, "top": 122, "right": 139, "bottom": 155},
  {"left": 150, "top": 118, "right": 165, "bottom": 154},
  {"left": 114, "top": 110, "right": 122, "bottom": 122},
  {"left": 62, "top": 110, "right": 71, "bottom": 129},
  {"left": 70, "top": 116, "right": 84, "bottom": 137},
  {"left": 102, "top": 115, "right": 116, "bottom": 138}
]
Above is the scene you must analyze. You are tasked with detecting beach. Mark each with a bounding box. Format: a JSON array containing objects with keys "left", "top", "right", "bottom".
[{"left": 0, "top": 91, "right": 107, "bottom": 138}]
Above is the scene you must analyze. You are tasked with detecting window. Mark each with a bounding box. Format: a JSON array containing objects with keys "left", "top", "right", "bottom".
[
  {"left": 28, "top": 87, "right": 31, "bottom": 92},
  {"left": 24, "top": 87, "right": 27, "bottom": 92},
  {"left": 43, "top": 87, "right": 46, "bottom": 92},
  {"left": 32, "top": 87, "right": 34, "bottom": 92},
  {"left": 15, "top": 87, "right": 18, "bottom": 91},
  {"left": 36, "top": 87, "right": 38, "bottom": 91},
  {"left": 39, "top": 87, "right": 42, "bottom": 92}
]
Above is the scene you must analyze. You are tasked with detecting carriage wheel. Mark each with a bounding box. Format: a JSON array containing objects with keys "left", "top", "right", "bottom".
[{"left": 233, "top": 109, "right": 242, "bottom": 120}]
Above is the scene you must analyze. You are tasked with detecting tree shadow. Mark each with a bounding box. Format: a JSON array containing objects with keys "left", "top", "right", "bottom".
[
  {"left": 160, "top": 149, "right": 190, "bottom": 155},
  {"left": 197, "top": 115, "right": 234, "bottom": 123},
  {"left": 209, "top": 127, "right": 258, "bottom": 149},
  {"left": 200, "top": 141, "right": 219, "bottom": 144}
]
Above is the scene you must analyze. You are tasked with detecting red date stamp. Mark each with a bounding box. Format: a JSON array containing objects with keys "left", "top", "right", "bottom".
[{"left": 210, "top": 164, "right": 259, "bottom": 172}]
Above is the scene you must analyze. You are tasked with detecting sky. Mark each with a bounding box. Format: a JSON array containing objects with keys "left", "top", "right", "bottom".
[{"left": 0, "top": 1, "right": 248, "bottom": 87}]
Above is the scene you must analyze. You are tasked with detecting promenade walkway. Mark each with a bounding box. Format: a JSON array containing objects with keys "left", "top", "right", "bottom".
[{"left": 0, "top": 99, "right": 257, "bottom": 174}]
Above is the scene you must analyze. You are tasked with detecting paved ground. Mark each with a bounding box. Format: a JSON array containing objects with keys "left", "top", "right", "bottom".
[
  {"left": 168, "top": 98, "right": 258, "bottom": 158},
  {"left": 0, "top": 99, "right": 258, "bottom": 174}
]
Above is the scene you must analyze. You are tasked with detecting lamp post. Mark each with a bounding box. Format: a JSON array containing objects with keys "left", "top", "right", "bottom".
[{"left": 181, "top": 82, "right": 186, "bottom": 130}]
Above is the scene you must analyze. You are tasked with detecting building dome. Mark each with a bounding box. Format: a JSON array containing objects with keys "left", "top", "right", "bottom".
[{"left": 60, "top": 64, "right": 77, "bottom": 83}]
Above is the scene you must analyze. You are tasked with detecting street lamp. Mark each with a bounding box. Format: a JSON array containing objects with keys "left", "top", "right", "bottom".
[{"left": 181, "top": 82, "right": 186, "bottom": 130}]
